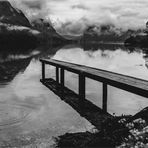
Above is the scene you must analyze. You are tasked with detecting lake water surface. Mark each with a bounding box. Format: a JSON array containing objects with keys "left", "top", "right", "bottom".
[{"left": 0, "top": 44, "right": 148, "bottom": 147}]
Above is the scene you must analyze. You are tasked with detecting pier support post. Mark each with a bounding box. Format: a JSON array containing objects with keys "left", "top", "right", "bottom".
[
  {"left": 79, "top": 73, "right": 85, "bottom": 100},
  {"left": 60, "top": 69, "right": 65, "bottom": 87},
  {"left": 42, "top": 62, "right": 45, "bottom": 81},
  {"left": 56, "top": 67, "right": 59, "bottom": 83},
  {"left": 103, "top": 82, "right": 107, "bottom": 112}
]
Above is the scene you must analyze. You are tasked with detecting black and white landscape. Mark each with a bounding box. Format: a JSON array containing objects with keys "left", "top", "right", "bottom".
[{"left": 0, "top": 0, "right": 148, "bottom": 147}]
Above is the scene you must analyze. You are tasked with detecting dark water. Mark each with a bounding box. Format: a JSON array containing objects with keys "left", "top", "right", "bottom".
[{"left": 0, "top": 44, "right": 148, "bottom": 147}]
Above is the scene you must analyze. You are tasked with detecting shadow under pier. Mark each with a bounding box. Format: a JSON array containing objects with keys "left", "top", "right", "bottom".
[
  {"left": 40, "top": 78, "right": 112, "bottom": 130},
  {"left": 40, "top": 58, "right": 148, "bottom": 131}
]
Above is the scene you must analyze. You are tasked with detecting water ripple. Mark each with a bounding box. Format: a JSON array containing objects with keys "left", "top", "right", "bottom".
[{"left": 0, "top": 103, "right": 34, "bottom": 128}]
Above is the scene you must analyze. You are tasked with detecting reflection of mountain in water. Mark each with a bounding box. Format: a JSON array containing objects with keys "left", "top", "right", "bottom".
[
  {"left": 0, "top": 57, "right": 32, "bottom": 83},
  {"left": 0, "top": 44, "right": 64, "bottom": 60},
  {"left": 61, "top": 42, "right": 148, "bottom": 54},
  {"left": 80, "top": 42, "right": 143, "bottom": 54},
  {"left": 82, "top": 43, "right": 125, "bottom": 51},
  {"left": 34, "top": 44, "right": 66, "bottom": 59},
  {"left": 2, "top": 42, "right": 148, "bottom": 85},
  {"left": 0, "top": 43, "right": 66, "bottom": 84},
  {"left": 62, "top": 43, "right": 148, "bottom": 71}
]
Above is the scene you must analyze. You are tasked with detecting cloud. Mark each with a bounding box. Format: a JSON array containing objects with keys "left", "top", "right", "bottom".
[
  {"left": 56, "top": 18, "right": 89, "bottom": 35},
  {"left": 9, "top": 0, "right": 53, "bottom": 21},
  {"left": 71, "top": 4, "right": 89, "bottom": 10},
  {"left": 22, "top": 1, "right": 42, "bottom": 10},
  {"left": 8, "top": 0, "right": 148, "bottom": 35}
]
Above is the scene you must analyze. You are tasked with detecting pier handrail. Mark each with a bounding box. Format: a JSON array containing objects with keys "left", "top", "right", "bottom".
[{"left": 40, "top": 58, "right": 148, "bottom": 112}]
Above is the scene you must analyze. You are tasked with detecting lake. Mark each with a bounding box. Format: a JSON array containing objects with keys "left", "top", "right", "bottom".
[{"left": 0, "top": 43, "right": 148, "bottom": 147}]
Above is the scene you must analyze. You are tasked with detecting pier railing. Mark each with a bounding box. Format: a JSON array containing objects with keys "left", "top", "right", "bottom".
[{"left": 40, "top": 59, "right": 148, "bottom": 112}]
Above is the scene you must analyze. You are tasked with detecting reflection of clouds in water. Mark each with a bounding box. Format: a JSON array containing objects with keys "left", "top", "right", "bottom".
[
  {"left": 1, "top": 46, "right": 148, "bottom": 145},
  {"left": 0, "top": 58, "right": 92, "bottom": 141},
  {"left": 53, "top": 48, "right": 148, "bottom": 80},
  {"left": 12, "top": 60, "right": 41, "bottom": 99},
  {"left": 53, "top": 47, "right": 148, "bottom": 115}
]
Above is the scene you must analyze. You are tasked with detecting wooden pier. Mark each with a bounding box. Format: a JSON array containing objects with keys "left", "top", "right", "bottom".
[{"left": 40, "top": 58, "right": 148, "bottom": 129}]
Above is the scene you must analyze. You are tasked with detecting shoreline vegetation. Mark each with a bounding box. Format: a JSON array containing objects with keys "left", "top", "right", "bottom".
[{"left": 55, "top": 107, "right": 148, "bottom": 148}]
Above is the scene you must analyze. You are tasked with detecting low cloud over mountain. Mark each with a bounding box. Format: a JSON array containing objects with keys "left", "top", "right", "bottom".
[{"left": 7, "top": 0, "right": 148, "bottom": 35}]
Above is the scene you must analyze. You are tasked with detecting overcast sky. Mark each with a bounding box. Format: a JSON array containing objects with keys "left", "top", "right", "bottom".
[{"left": 8, "top": 0, "right": 148, "bottom": 35}]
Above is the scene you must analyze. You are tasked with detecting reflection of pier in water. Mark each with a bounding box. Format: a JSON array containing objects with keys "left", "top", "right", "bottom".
[{"left": 40, "top": 59, "right": 148, "bottom": 129}]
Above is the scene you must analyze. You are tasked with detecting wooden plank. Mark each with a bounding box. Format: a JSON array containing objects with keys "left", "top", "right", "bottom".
[
  {"left": 40, "top": 78, "right": 112, "bottom": 130},
  {"left": 40, "top": 59, "right": 148, "bottom": 98},
  {"left": 103, "top": 83, "right": 107, "bottom": 112},
  {"left": 79, "top": 74, "right": 85, "bottom": 100},
  {"left": 60, "top": 68, "right": 65, "bottom": 86},
  {"left": 42, "top": 62, "right": 45, "bottom": 80},
  {"left": 56, "top": 67, "right": 59, "bottom": 83}
]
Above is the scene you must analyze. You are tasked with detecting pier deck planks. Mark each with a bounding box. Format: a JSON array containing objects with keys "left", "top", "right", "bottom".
[{"left": 40, "top": 59, "right": 148, "bottom": 98}]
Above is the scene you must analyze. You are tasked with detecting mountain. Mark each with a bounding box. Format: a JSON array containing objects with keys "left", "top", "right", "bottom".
[
  {"left": 31, "top": 18, "right": 63, "bottom": 40},
  {"left": 32, "top": 19, "right": 56, "bottom": 33},
  {"left": 0, "top": 0, "right": 31, "bottom": 27},
  {"left": 80, "top": 25, "right": 143, "bottom": 44},
  {"left": 31, "top": 18, "right": 74, "bottom": 45},
  {"left": 0, "top": 1, "right": 67, "bottom": 50},
  {"left": 0, "top": 1, "right": 40, "bottom": 50},
  {"left": 125, "top": 34, "right": 148, "bottom": 47},
  {"left": 124, "top": 22, "right": 148, "bottom": 47}
]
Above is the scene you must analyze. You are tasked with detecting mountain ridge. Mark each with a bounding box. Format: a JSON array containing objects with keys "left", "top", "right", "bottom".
[
  {"left": 0, "top": 0, "right": 31, "bottom": 27},
  {"left": 0, "top": 0, "right": 67, "bottom": 50},
  {"left": 80, "top": 25, "right": 143, "bottom": 44}
]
